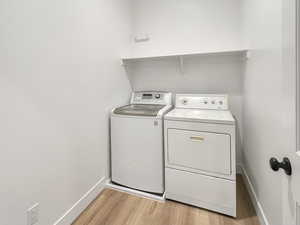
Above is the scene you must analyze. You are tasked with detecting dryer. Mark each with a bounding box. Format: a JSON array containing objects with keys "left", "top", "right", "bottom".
[
  {"left": 111, "top": 91, "right": 172, "bottom": 194},
  {"left": 164, "top": 94, "right": 236, "bottom": 217}
]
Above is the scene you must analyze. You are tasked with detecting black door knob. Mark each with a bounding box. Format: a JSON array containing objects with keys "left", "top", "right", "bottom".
[{"left": 270, "top": 157, "right": 292, "bottom": 176}]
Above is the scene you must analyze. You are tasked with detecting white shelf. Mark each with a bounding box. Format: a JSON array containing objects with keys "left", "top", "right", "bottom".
[{"left": 121, "top": 49, "right": 248, "bottom": 61}]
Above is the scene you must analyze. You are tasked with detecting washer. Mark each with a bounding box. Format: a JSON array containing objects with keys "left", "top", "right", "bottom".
[
  {"left": 111, "top": 91, "right": 172, "bottom": 194},
  {"left": 164, "top": 94, "right": 236, "bottom": 217}
]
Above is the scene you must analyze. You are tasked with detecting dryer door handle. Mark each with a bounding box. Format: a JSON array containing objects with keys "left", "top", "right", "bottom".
[{"left": 190, "top": 136, "right": 204, "bottom": 141}]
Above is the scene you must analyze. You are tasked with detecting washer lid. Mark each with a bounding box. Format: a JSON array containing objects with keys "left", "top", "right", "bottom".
[
  {"left": 164, "top": 108, "right": 235, "bottom": 125},
  {"left": 113, "top": 104, "right": 165, "bottom": 117}
]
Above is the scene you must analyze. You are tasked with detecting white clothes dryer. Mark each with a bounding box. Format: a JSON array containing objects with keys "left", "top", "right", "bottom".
[{"left": 164, "top": 94, "right": 236, "bottom": 217}]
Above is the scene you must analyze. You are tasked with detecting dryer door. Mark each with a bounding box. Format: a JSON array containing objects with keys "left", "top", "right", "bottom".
[{"left": 166, "top": 128, "right": 231, "bottom": 176}]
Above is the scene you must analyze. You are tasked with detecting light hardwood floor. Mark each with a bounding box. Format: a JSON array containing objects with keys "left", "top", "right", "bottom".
[{"left": 72, "top": 175, "right": 260, "bottom": 225}]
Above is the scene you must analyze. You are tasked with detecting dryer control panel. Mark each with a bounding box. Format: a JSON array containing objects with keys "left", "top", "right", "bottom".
[
  {"left": 176, "top": 94, "right": 228, "bottom": 110},
  {"left": 131, "top": 92, "right": 172, "bottom": 105}
]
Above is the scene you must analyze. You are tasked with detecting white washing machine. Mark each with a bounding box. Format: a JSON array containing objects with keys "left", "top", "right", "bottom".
[
  {"left": 164, "top": 94, "right": 236, "bottom": 217},
  {"left": 111, "top": 91, "right": 172, "bottom": 194}
]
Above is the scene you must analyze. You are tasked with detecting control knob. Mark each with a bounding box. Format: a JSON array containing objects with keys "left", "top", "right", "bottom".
[
  {"left": 155, "top": 94, "right": 161, "bottom": 99},
  {"left": 182, "top": 99, "right": 188, "bottom": 105}
]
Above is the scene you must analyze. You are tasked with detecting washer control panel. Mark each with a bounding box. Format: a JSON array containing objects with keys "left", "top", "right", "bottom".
[
  {"left": 131, "top": 92, "right": 172, "bottom": 105},
  {"left": 176, "top": 94, "right": 228, "bottom": 110}
]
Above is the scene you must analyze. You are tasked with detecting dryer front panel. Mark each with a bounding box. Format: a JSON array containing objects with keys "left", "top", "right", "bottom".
[
  {"left": 167, "top": 128, "right": 231, "bottom": 176},
  {"left": 164, "top": 120, "right": 236, "bottom": 180}
]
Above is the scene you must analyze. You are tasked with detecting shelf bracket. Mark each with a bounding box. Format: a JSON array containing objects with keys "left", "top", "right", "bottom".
[
  {"left": 121, "top": 59, "right": 126, "bottom": 67},
  {"left": 246, "top": 51, "right": 251, "bottom": 60},
  {"left": 179, "top": 56, "right": 184, "bottom": 74}
]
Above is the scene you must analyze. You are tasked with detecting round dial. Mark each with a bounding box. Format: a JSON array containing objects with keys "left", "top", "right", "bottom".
[{"left": 182, "top": 99, "right": 188, "bottom": 105}]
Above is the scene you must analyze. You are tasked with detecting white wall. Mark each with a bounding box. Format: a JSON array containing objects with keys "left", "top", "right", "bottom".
[
  {"left": 126, "top": 0, "right": 245, "bottom": 162},
  {"left": 130, "top": 0, "right": 244, "bottom": 57},
  {"left": 0, "top": 1, "right": 131, "bottom": 225},
  {"left": 242, "top": 0, "right": 283, "bottom": 224}
]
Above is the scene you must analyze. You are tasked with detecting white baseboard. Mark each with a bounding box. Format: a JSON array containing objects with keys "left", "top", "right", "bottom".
[
  {"left": 53, "top": 176, "right": 107, "bottom": 225},
  {"left": 238, "top": 165, "right": 270, "bottom": 225},
  {"left": 236, "top": 163, "right": 243, "bottom": 174}
]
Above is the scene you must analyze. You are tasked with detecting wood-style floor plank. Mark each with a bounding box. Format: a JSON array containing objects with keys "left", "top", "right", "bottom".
[{"left": 72, "top": 175, "right": 260, "bottom": 225}]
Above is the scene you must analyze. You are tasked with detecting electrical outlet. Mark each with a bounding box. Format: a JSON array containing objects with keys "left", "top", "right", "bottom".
[{"left": 27, "top": 203, "right": 39, "bottom": 225}]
